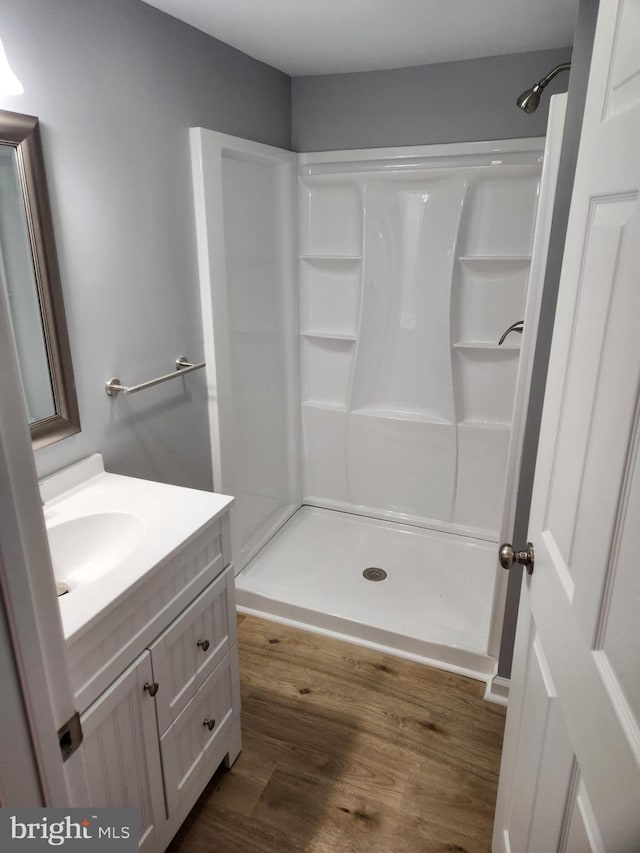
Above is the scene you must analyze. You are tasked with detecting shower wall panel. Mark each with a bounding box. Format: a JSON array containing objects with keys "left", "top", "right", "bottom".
[
  {"left": 191, "top": 130, "right": 301, "bottom": 572},
  {"left": 220, "top": 155, "right": 297, "bottom": 554},
  {"left": 299, "top": 143, "right": 543, "bottom": 541}
]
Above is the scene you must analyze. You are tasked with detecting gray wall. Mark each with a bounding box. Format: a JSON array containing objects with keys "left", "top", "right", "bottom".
[
  {"left": 292, "top": 47, "right": 572, "bottom": 152},
  {"left": 498, "top": 0, "right": 599, "bottom": 679},
  {"left": 1, "top": 0, "right": 290, "bottom": 489}
]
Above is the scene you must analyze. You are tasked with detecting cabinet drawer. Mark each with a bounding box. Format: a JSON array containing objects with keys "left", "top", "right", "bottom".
[
  {"left": 160, "top": 653, "right": 239, "bottom": 816},
  {"left": 150, "top": 566, "right": 236, "bottom": 734}
]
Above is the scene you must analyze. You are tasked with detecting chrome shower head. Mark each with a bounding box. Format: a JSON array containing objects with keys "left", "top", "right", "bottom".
[
  {"left": 517, "top": 83, "right": 544, "bottom": 114},
  {"left": 517, "top": 62, "right": 571, "bottom": 113}
]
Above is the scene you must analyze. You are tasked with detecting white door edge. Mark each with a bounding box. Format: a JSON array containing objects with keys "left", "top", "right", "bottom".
[
  {"left": 487, "top": 94, "right": 569, "bottom": 662},
  {"left": 0, "top": 270, "right": 87, "bottom": 804}
]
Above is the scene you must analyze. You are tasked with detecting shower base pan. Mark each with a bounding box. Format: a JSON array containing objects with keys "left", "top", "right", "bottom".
[{"left": 235, "top": 506, "right": 499, "bottom": 681}]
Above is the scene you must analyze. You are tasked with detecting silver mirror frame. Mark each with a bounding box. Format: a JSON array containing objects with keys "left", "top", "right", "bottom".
[{"left": 0, "top": 108, "right": 80, "bottom": 448}]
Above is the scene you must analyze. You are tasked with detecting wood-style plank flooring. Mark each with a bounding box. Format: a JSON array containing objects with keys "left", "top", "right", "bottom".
[{"left": 168, "top": 615, "right": 506, "bottom": 853}]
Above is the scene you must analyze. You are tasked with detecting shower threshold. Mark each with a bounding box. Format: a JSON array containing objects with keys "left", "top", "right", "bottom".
[{"left": 235, "top": 506, "right": 499, "bottom": 682}]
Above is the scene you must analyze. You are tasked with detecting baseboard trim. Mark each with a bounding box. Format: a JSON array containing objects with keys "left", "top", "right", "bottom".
[{"left": 484, "top": 675, "right": 510, "bottom": 706}]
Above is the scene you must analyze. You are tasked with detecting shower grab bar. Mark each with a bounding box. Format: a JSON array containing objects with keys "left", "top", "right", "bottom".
[{"left": 105, "top": 356, "right": 206, "bottom": 397}]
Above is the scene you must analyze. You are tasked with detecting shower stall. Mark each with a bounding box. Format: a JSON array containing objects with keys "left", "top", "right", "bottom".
[{"left": 191, "top": 106, "right": 565, "bottom": 681}]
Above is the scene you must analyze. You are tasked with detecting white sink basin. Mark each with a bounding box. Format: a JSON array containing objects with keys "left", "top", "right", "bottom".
[
  {"left": 47, "top": 512, "right": 145, "bottom": 587},
  {"left": 40, "top": 454, "right": 234, "bottom": 640}
]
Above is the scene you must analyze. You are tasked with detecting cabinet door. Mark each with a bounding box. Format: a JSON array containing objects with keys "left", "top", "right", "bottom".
[
  {"left": 77, "top": 651, "right": 165, "bottom": 852},
  {"left": 150, "top": 567, "right": 235, "bottom": 734}
]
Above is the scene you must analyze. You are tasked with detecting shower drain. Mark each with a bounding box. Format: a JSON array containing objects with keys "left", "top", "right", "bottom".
[{"left": 363, "top": 567, "right": 387, "bottom": 582}]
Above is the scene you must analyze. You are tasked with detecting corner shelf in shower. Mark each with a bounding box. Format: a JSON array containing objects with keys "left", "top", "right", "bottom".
[
  {"left": 457, "top": 419, "right": 511, "bottom": 431},
  {"left": 350, "top": 406, "right": 451, "bottom": 426},
  {"left": 300, "top": 254, "right": 362, "bottom": 263},
  {"left": 301, "top": 334, "right": 355, "bottom": 410},
  {"left": 301, "top": 331, "right": 357, "bottom": 342},
  {"left": 301, "top": 400, "right": 347, "bottom": 413},
  {"left": 458, "top": 255, "right": 532, "bottom": 271},
  {"left": 299, "top": 255, "right": 361, "bottom": 342},
  {"left": 454, "top": 341, "right": 520, "bottom": 351}
]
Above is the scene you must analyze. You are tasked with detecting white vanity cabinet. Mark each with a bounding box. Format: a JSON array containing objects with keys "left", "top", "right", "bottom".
[{"left": 66, "top": 511, "right": 241, "bottom": 853}]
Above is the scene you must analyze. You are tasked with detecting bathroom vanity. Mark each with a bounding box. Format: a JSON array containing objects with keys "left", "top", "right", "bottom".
[{"left": 42, "top": 455, "right": 240, "bottom": 852}]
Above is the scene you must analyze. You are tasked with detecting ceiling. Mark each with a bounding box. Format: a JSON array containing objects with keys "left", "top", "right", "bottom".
[{"left": 142, "top": 0, "right": 579, "bottom": 77}]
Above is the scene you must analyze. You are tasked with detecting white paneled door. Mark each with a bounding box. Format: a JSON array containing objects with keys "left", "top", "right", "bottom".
[{"left": 494, "top": 1, "right": 640, "bottom": 850}]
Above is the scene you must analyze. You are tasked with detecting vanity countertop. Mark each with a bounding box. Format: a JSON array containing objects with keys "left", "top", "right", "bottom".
[{"left": 41, "top": 454, "right": 233, "bottom": 642}]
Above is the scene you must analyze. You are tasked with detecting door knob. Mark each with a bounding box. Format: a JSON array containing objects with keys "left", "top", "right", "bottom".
[
  {"left": 144, "top": 681, "right": 159, "bottom": 697},
  {"left": 203, "top": 718, "right": 216, "bottom": 731},
  {"left": 499, "top": 542, "right": 535, "bottom": 575},
  {"left": 197, "top": 639, "right": 210, "bottom": 652},
  {"left": 498, "top": 320, "right": 524, "bottom": 345}
]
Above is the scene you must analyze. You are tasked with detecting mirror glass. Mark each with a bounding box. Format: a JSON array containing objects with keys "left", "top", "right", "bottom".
[
  {"left": 0, "top": 145, "right": 55, "bottom": 421},
  {"left": 0, "top": 109, "right": 79, "bottom": 447}
]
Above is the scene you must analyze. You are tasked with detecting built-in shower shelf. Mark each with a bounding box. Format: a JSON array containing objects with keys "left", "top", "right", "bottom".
[
  {"left": 301, "top": 330, "right": 357, "bottom": 342},
  {"left": 300, "top": 254, "right": 362, "bottom": 264},
  {"left": 458, "top": 255, "right": 531, "bottom": 265},
  {"left": 302, "top": 400, "right": 347, "bottom": 413},
  {"left": 458, "top": 419, "right": 511, "bottom": 431},
  {"left": 351, "top": 406, "right": 451, "bottom": 426},
  {"left": 454, "top": 341, "right": 520, "bottom": 351}
]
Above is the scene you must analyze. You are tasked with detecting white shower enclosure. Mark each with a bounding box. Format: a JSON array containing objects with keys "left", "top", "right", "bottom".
[
  {"left": 297, "top": 145, "right": 541, "bottom": 539},
  {"left": 191, "top": 130, "right": 556, "bottom": 680}
]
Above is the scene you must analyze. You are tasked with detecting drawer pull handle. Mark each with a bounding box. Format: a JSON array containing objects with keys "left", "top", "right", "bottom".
[
  {"left": 197, "top": 639, "right": 210, "bottom": 652},
  {"left": 144, "top": 682, "right": 159, "bottom": 697},
  {"left": 203, "top": 718, "right": 216, "bottom": 732}
]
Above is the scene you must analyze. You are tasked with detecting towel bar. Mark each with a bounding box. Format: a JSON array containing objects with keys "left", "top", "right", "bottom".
[{"left": 105, "top": 356, "right": 205, "bottom": 398}]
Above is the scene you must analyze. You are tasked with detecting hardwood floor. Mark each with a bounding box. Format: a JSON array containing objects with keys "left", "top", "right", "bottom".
[{"left": 168, "top": 615, "right": 506, "bottom": 853}]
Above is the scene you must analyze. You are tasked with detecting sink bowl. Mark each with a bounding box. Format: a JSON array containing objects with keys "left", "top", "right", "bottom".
[{"left": 47, "top": 512, "right": 145, "bottom": 588}]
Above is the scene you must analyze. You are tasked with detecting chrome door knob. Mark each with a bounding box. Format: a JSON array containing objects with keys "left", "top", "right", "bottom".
[{"left": 499, "top": 542, "right": 535, "bottom": 575}]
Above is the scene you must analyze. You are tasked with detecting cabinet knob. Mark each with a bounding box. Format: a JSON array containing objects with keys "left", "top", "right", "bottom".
[
  {"left": 203, "top": 718, "right": 216, "bottom": 732},
  {"left": 197, "top": 639, "right": 210, "bottom": 652},
  {"left": 144, "top": 681, "right": 159, "bottom": 697}
]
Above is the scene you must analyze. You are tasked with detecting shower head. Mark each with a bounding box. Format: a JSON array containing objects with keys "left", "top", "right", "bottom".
[
  {"left": 516, "top": 62, "right": 571, "bottom": 113},
  {"left": 517, "top": 83, "right": 544, "bottom": 114}
]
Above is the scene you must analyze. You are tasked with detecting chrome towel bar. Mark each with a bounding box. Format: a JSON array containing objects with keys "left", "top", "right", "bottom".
[{"left": 105, "top": 356, "right": 206, "bottom": 398}]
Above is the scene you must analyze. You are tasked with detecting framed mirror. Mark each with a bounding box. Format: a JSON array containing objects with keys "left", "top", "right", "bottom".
[{"left": 0, "top": 108, "right": 79, "bottom": 448}]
